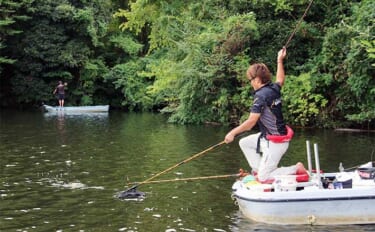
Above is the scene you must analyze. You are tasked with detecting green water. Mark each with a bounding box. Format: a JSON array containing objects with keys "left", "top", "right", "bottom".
[{"left": 1, "top": 110, "right": 374, "bottom": 231}]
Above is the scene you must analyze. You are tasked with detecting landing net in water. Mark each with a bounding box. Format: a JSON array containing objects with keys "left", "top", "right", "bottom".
[{"left": 117, "top": 188, "right": 145, "bottom": 200}]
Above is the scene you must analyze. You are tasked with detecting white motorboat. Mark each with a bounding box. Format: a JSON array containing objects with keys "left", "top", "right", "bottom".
[{"left": 231, "top": 141, "right": 375, "bottom": 225}]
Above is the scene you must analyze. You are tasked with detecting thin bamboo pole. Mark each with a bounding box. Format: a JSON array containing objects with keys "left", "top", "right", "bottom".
[{"left": 127, "top": 173, "right": 239, "bottom": 185}]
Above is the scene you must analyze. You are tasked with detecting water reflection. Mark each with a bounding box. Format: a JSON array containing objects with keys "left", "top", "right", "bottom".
[
  {"left": 230, "top": 210, "right": 375, "bottom": 231},
  {"left": 56, "top": 112, "right": 67, "bottom": 144},
  {"left": 43, "top": 111, "right": 109, "bottom": 118},
  {"left": 42, "top": 111, "right": 109, "bottom": 143}
]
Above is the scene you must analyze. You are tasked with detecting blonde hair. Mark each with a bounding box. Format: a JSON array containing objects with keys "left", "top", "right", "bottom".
[{"left": 246, "top": 63, "right": 271, "bottom": 84}]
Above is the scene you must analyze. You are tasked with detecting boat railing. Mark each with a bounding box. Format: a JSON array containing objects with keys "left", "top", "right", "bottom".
[{"left": 306, "top": 140, "right": 323, "bottom": 189}]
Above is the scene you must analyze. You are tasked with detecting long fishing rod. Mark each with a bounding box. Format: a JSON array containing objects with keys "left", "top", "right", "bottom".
[
  {"left": 284, "top": 0, "right": 314, "bottom": 48},
  {"left": 118, "top": 140, "right": 226, "bottom": 199},
  {"left": 127, "top": 173, "right": 239, "bottom": 185}
]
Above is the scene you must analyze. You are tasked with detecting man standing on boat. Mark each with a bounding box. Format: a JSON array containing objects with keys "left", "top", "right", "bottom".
[
  {"left": 224, "top": 47, "right": 306, "bottom": 182},
  {"left": 53, "top": 81, "right": 67, "bottom": 108}
]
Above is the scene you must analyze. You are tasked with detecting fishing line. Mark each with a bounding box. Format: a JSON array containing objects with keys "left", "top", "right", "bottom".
[{"left": 284, "top": 0, "right": 314, "bottom": 48}]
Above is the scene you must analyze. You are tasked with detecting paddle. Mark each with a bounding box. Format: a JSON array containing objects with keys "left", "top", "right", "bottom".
[{"left": 118, "top": 140, "right": 226, "bottom": 199}]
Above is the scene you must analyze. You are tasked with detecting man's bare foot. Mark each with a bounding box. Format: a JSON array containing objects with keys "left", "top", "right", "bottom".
[{"left": 296, "top": 162, "right": 308, "bottom": 175}]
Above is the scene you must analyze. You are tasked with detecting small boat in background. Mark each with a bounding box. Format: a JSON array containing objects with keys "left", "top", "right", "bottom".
[
  {"left": 43, "top": 104, "right": 109, "bottom": 113},
  {"left": 231, "top": 141, "right": 375, "bottom": 225}
]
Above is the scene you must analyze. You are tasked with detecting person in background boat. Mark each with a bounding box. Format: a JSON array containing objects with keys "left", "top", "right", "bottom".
[
  {"left": 224, "top": 47, "right": 307, "bottom": 182},
  {"left": 53, "top": 81, "right": 67, "bottom": 107}
]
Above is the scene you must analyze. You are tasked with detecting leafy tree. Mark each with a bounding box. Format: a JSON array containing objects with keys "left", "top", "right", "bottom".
[
  {"left": 0, "top": 0, "right": 20, "bottom": 67},
  {"left": 1, "top": 0, "right": 373, "bottom": 129},
  {"left": 0, "top": 0, "right": 31, "bottom": 107},
  {"left": 104, "top": 59, "right": 153, "bottom": 111},
  {"left": 115, "top": 0, "right": 260, "bottom": 124},
  {"left": 311, "top": 0, "right": 375, "bottom": 128},
  {"left": 3, "top": 0, "right": 113, "bottom": 107},
  {"left": 282, "top": 73, "right": 328, "bottom": 127}
]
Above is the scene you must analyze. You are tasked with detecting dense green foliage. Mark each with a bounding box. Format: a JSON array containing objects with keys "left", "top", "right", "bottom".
[{"left": 1, "top": 0, "right": 374, "bottom": 129}]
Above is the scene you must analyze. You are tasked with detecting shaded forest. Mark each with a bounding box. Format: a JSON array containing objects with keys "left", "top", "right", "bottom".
[{"left": 1, "top": 0, "right": 374, "bottom": 129}]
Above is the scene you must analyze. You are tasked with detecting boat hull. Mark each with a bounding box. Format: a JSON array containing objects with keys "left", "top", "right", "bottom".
[
  {"left": 43, "top": 104, "right": 109, "bottom": 113},
  {"left": 232, "top": 179, "right": 375, "bottom": 225}
]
